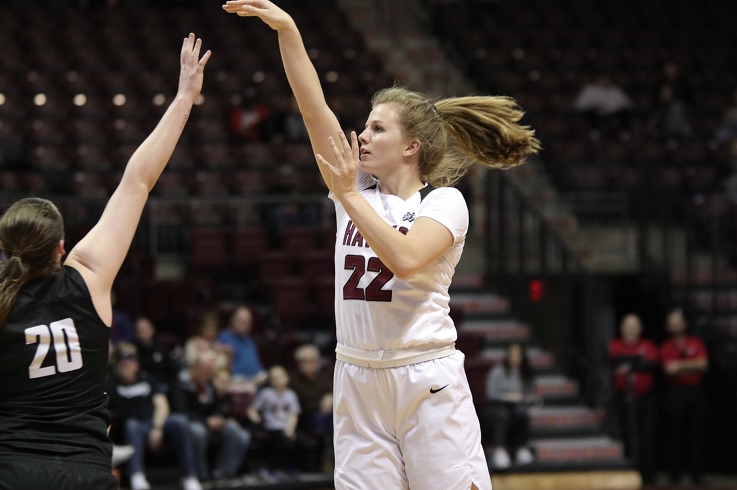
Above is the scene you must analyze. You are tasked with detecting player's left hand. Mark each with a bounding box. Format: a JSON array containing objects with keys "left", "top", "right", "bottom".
[
  {"left": 316, "top": 130, "right": 360, "bottom": 198},
  {"left": 177, "top": 33, "right": 211, "bottom": 103}
]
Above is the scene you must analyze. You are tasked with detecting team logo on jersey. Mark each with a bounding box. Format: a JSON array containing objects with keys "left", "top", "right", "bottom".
[{"left": 402, "top": 212, "right": 416, "bottom": 222}]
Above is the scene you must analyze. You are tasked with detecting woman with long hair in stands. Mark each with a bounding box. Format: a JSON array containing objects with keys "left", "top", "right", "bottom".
[
  {"left": 0, "top": 34, "right": 210, "bottom": 490},
  {"left": 224, "top": 2, "right": 540, "bottom": 488}
]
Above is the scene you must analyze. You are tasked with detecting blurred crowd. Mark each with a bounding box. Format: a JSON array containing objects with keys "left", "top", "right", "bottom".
[{"left": 107, "top": 304, "right": 334, "bottom": 489}]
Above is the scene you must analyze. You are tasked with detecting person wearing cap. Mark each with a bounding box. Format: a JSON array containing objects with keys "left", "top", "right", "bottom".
[{"left": 107, "top": 343, "right": 201, "bottom": 490}]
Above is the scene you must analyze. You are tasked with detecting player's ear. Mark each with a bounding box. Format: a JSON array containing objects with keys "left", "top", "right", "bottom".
[
  {"left": 56, "top": 240, "right": 66, "bottom": 256},
  {"left": 403, "top": 139, "right": 421, "bottom": 158}
]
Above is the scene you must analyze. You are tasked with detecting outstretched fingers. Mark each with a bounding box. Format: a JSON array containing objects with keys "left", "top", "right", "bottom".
[
  {"left": 198, "top": 49, "right": 212, "bottom": 70},
  {"left": 223, "top": 0, "right": 259, "bottom": 15},
  {"left": 315, "top": 153, "right": 338, "bottom": 177},
  {"left": 181, "top": 33, "right": 211, "bottom": 69}
]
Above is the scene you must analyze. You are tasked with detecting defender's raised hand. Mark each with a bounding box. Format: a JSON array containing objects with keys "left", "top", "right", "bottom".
[
  {"left": 178, "top": 33, "right": 211, "bottom": 102},
  {"left": 222, "top": 0, "right": 294, "bottom": 31}
]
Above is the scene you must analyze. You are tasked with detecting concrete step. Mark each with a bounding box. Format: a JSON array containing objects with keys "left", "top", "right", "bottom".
[
  {"left": 529, "top": 405, "right": 605, "bottom": 434},
  {"left": 460, "top": 319, "right": 531, "bottom": 343},
  {"left": 451, "top": 292, "right": 511, "bottom": 317},
  {"left": 533, "top": 374, "right": 579, "bottom": 399},
  {"left": 530, "top": 436, "right": 624, "bottom": 464},
  {"left": 479, "top": 346, "right": 556, "bottom": 371}
]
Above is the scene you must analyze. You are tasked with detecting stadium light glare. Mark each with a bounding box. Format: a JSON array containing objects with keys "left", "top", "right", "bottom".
[
  {"left": 113, "top": 94, "right": 126, "bottom": 106},
  {"left": 33, "top": 94, "right": 47, "bottom": 106},
  {"left": 73, "top": 94, "right": 87, "bottom": 106}
]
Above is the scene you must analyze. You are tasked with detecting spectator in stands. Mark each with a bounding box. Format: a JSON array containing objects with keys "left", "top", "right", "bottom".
[
  {"left": 170, "top": 350, "right": 251, "bottom": 482},
  {"left": 217, "top": 305, "right": 267, "bottom": 385},
  {"left": 184, "top": 311, "right": 232, "bottom": 372},
  {"left": 654, "top": 61, "right": 695, "bottom": 106},
  {"left": 722, "top": 139, "right": 737, "bottom": 198},
  {"left": 660, "top": 307, "right": 709, "bottom": 485},
  {"left": 213, "top": 368, "right": 240, "bottom": 421},
  {"left": 607, "top": 313, "right": 659, "bottom": 484},
  {"left": 107, "top": 343, "right": 201, "bottom": 490},
  {"left": 228, "top": 92, "right": 270, "bottom": 142},
  {"left": 574, "top": 74, "right": 633, "bottom": 140},
  {"left": 247, "top": 365, "right": 301, "bottom": 483},
  {"left": 111, "top": 289, "right": 136, "bottom": 344},
  {"left": 647, "top": 84, "right": 692, "bottom": 141},
  {"left": 485, "top": 343, "right": 537, "bottom": 470},
  {"left": 267, "top": 96, "right": 309, "bottom": 143},
  {"left": 716, "top": 87, "right": 737, "bottom": 144},
  {"left": 134, "top": 316, "right": 180, "bottom": 390},
  {"left": 289, "top": 344, "right": 333, "bottom": 472}
]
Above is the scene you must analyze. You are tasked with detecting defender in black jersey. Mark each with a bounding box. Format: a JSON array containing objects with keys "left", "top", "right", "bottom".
[{"left": 0, "top": 34, "right": 210, "bottom": 490}]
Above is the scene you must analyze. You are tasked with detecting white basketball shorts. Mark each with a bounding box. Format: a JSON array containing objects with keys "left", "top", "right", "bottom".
[{"left": 333, "top": 351, "right": 491, "bottom": 490}]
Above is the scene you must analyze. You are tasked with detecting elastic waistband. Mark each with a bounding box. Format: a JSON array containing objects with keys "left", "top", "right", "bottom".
[
  {"left": 0, "top": 449, "right": 111, "bottom": 471},
  {"left": 335, "top": 343, "right": 456, "bottom": 368}
]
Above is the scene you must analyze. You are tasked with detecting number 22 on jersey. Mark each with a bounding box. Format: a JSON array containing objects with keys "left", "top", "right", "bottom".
[
  {"left": 25, "top": 318, "right": 83, "bottom": 379},
  {"left": 343, "top": 254, "right": 393, "bottom": 302}
]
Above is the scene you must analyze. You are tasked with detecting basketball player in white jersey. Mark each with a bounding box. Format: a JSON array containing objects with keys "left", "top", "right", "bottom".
[{"left": 223, "top": 2, "right": 540, "bottom": 488}]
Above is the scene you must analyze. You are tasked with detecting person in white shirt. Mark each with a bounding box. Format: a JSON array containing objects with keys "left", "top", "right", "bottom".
[{"left": 223, "top": 2, "right": 540, "bottom": 489}]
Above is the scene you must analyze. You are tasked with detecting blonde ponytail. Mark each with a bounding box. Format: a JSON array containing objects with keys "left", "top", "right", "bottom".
[{"left": 371, "top": 87, "right": 540, "bottom": 188}]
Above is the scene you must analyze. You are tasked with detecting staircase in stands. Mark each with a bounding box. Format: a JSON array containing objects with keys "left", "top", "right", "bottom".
[{"left": 450, "top": 285, "right": 631, "bottom": 474}]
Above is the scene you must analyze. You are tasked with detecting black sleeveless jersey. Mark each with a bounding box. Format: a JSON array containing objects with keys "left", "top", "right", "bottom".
[{"left": 0, "top": 266, "right": 112, "bottom": 468}]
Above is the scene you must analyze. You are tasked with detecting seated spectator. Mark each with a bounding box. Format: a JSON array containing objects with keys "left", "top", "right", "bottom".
[
  {"left": 289, "top": 344, "right": 334, "bottom": 472},
  {"left": 485, "top": 343, "right": 538, "bottom": 470},
  {"left": 134, "top": 316, "right": 179, "bottom": 390},
  {"left": 660, "top": 307, "right": 708, "bottom": 485},
  {"left": 653, "top": 61, "right": 695, "bottom": 106},
  {"left": 111, "top": 289, "right": 136, "bottom": 344},
  {"left": 266, "top": 96, "right": 309, "bottom": 143},
  {"left": 716, "top": 87, "right": 737, "bottom": 143},
  {"left": 217, "top": 306, "right": 267, "bottom": 385},
  {"left": 228, "top": 92, "right": 270, "bottom": 142},
  {"left": 185, "top": 311, "right": 232, "bottom": 372},
  {"left": 574, "top": 74, "right": 633, "bottom": 140},
  {"left": 247, "top": 366, "right": 301, "bottom": 483},
  {"left": 608, "top": 313, "right": 659, "bottom": 483},
  {"left": 647, "top": 84, "right": 692, "bottom": 140},
  {"left": 170, "top": 351, "right": 251, "bottom": 482},
  {"left": 107, "top": 343, "right": 201, "bottom": 490}
]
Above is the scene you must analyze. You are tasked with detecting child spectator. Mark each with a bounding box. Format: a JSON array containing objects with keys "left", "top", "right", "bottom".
[{"left": 247, "top": 365, "right": 301, "bottom": 483}]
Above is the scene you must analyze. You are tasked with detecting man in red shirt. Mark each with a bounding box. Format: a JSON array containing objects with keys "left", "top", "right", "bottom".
[
  {"left": 660, "top": 307, "right": 708, "bottom": 485},
  {"left": 608, "top": 313, "right": 658, "bottom": 483}
]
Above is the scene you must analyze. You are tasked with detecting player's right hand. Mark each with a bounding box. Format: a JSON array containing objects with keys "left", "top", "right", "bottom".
[{"left": 222, "top": 0, "right": 294, "bottom": 31}]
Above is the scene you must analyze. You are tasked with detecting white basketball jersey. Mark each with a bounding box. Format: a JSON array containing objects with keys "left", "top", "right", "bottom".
[{"left": 329, "top": 171, "right": 469, "bottom": 352}]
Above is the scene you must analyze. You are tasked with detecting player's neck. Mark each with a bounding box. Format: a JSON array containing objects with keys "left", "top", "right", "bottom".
[{"left": 378, "top": 176, "right": 425, "bottom": 201}]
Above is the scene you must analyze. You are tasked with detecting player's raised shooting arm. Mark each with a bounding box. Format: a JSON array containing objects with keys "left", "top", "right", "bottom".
[{"left": 223, "top": 0, "right": 342, "bottom": 192}]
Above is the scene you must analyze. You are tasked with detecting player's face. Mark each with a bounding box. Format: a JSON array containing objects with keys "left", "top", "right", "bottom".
[{"left": 358, "top": 103, "right": 409, "bottom": 177}]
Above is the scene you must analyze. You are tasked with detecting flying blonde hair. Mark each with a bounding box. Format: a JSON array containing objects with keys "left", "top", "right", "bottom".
[{"left": 371, "top": 87, "right": 541, "bottom": 187}]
